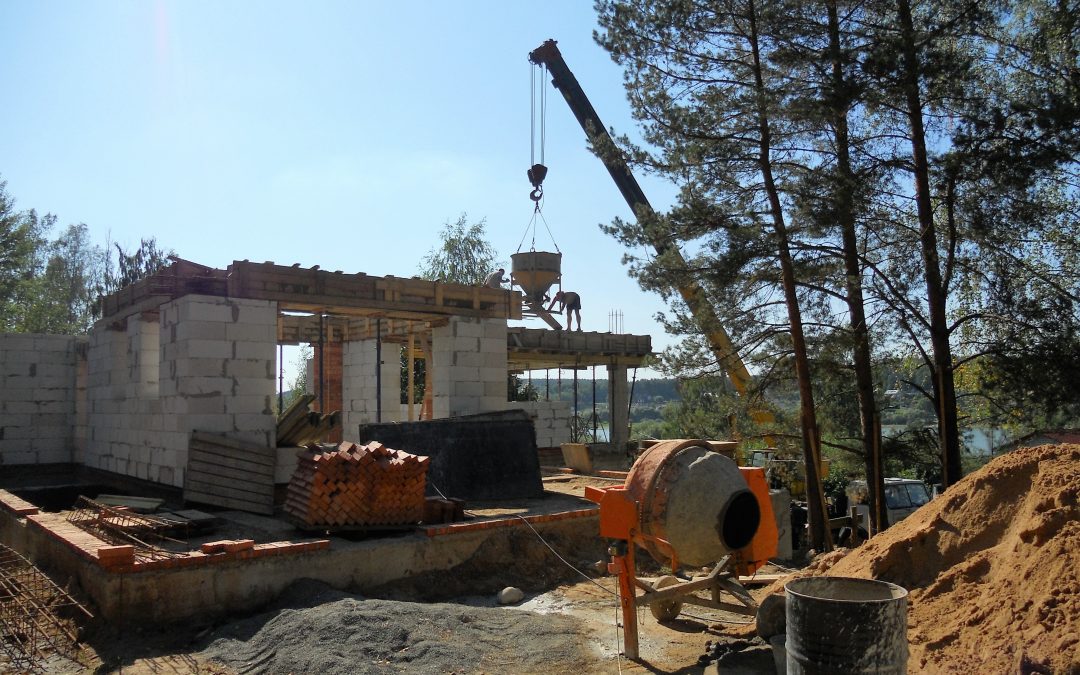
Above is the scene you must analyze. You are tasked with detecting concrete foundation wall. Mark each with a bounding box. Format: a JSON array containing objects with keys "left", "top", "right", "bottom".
[
  {"left": 0, "top": 333, "right": 82, "bottom": 465},
  {"left": 1, "top": 500, "right": 597, "bottom": 624},
  {"left": 84, "top": 295, "right": 277, "bottom": 488},
  {"left": 431, "top": 317, "right": 507, "bottom": 418},
  {"left": 512, "top": 400, "right": 572, "bottom": 448}
]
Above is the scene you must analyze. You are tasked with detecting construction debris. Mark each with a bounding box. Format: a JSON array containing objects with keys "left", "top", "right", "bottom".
[
  {"left": 277, "top": 394, "right": 342, "bottom": 446},
  {"left": 756, "top": 443, "right": 1080, "bottom": 674},
  {"left": 0, "top": 544, "right": 92, "bottom": 673},
  {"left": 66, "top": 497, "right": 185, "bottom": 561},
  {"left": 285, "top": 441, "right": 429, "bottom": 529},
  {"left": 92, "top": 494, "right": 165, "bottom": 513}
]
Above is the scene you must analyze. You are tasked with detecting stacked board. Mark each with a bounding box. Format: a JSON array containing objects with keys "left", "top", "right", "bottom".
[
  {"left": 284, "top": 441, "right": 429, "bottom": 528},
  {"left": 185, "top": 431, "right": 275, "bottom": 515},
  {"left": 277, "top": 394, "right": 340, "bottom": 446}
]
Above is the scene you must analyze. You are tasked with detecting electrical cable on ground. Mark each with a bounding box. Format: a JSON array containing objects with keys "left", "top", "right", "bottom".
[{"left": 512, "top": 515, "right": 617, "bottom": 598}]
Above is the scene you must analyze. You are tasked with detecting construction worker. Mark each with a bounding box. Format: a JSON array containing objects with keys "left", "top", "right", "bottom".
[
  {"left": 548, "top": 290, "right": 582, "bottom": 331},
  {"left": 484, "top": 268, "right": 507, "bottom": 288}
]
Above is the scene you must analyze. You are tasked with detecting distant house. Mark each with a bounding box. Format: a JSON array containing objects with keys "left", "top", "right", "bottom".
[{"left": 995, "top": 429, "right": 1080, "bottom": 453}]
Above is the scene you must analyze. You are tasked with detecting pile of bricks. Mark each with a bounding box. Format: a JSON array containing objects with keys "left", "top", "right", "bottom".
[{"left": 284, "top": 441, "right": 429, "bottom": 527}]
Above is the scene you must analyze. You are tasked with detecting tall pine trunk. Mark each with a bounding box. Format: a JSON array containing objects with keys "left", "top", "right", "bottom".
[
  {"left": 748, "top": 0, "right": 833, "bottom": 551},
  {"left": 897, "top": 0, "right": 963, "bottom": 487},
  {"left": 826, "top": 0, "right": 888, "bottom": 531}
]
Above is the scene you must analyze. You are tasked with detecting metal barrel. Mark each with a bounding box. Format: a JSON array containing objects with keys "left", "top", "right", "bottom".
[{"left": 785, "top": 576, "right": 908, "bottom": 674}]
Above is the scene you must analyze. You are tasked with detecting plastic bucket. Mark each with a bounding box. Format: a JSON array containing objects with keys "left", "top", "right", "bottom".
[{"left": 785, "top": 576, "right": 908, "bottom": 674}]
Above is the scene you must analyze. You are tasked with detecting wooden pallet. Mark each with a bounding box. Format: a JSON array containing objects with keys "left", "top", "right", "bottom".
[{"left": 184, "top": 431, "right": 275, "bottom": 515}]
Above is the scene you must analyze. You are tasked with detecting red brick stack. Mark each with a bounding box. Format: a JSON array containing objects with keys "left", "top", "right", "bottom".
[{"left": 284, "top": 441, "right": 429, "bottom": 527}]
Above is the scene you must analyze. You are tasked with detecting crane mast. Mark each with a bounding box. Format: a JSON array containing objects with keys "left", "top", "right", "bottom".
[{"left": 528, "top": 39, "right": 774, "bottom": 431}]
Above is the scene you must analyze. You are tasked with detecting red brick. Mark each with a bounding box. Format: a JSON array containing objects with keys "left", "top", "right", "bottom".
[
  {"left": 200, "top": 540, "right": 231, "bottom": 554},
  {"left": 223, "top": 539, "right": 255, "bottom": 553},
  {"left": 97, "top": 545, "right": 135, "bottom": 563}
]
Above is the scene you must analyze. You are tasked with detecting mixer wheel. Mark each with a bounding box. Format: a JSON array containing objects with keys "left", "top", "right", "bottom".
[{"left": 649, "top": 575, "right": 683, "bottom": 621}]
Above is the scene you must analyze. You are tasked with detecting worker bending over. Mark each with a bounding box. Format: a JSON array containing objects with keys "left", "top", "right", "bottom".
[
  {"left": 548, "top": 290, "right": 582, "bottom": 331},
  {"left": 484, "top": 268, "right": 507, "bottom": 288}
]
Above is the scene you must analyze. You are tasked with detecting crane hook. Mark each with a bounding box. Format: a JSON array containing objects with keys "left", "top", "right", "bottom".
[{"left": 527, "top": 163, "right": 548, "bottom": 189}]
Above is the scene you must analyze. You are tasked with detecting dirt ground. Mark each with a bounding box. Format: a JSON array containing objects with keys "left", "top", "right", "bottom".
[
  {"left": 29, "top": 573, "right": 779, "bottom": 674},
  {"left": 20, "top": 445, "right": 1076, "bottom": 673},
  {"left": 7, "top": 474, "right": 775, "bottom": 674}
]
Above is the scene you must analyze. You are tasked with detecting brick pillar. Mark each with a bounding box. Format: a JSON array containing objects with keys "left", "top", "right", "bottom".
[
  {"left": 430, "top": 317, "right": 507, "bottom": 419},
  {"left": 311, "top": 342, "right": 343, "bottom": 442}
]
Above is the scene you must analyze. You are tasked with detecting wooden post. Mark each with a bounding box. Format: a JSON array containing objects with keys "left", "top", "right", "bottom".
[
  {"left": 407, "top": 327, "right": 415, "bottom": 421},
  {"left": 616, "top": 541, "right": 639, "bottom": 659}
]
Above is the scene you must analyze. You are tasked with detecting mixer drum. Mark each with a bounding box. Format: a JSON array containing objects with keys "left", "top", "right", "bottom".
[{"left": 626, "top": 439, "right": 761, "bottom": 567}]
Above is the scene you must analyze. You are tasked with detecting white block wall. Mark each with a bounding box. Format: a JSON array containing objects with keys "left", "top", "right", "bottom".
[
  {"left": 85, "top": 295, "right": 277, "bottom": 488},
  {"left": 0, "top": 333, "right": 81, "bottom": 465},
  {"left": 84, "top": 318, "right": 168, "bottom": 483},
  {"left": 431, "top": 317, "right": 508, "bottom": 419},
  {"left": 342, "top": 340, "right": 401, "bottom": 437},
  {"left": 512, "top": 400, "right": 573, "bottom": 448}
]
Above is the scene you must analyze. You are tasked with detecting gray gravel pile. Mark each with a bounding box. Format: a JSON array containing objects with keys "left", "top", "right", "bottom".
[{"left": 199, "top": 580, "right": 593, "bottom": 674}]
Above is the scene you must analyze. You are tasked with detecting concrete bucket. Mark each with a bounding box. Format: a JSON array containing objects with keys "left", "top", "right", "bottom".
[
  {"left": 625, "top": 439, "right": 762, "bottom": 567},
  {"left": 511, "top": 251, "right": 561, "bottom": 304}
]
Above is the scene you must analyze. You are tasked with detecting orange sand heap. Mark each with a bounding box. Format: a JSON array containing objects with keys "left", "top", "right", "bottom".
[{"left": 765, "top": 444, "right": 1080, "bottom": 673}]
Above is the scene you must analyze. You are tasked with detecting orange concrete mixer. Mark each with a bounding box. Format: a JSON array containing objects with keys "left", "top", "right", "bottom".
[{"left": 585, "top": 439, "right": 778, "bottom": 659}]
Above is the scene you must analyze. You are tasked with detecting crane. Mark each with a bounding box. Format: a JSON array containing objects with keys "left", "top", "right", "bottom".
[{"left": 527, "top": 39, "right": 776, "bottom": 436}]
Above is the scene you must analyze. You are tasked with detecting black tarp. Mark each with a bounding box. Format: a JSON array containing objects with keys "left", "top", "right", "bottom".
[{"left": 357, "top": 409, "right": 544, "bottom": 501}]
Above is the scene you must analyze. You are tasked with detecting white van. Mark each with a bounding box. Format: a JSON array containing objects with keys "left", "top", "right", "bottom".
[{"left": 847, "top": 477, "right": 932, "bottom": 529}]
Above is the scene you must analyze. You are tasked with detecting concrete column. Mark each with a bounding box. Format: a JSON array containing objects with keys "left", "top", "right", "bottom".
[
  {"left": 607, "top": 363, "right": 630, "bottom": 454},
  {"left": 430, "top": 317, "right": 507, "bottom": 419},
  {"left": 342, "top": 339, "right": 402, "bottom": 439}
]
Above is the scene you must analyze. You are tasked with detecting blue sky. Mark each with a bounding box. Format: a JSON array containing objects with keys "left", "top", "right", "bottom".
[{"left": 1, "top": 1, "right": 680, "bottom": 378}]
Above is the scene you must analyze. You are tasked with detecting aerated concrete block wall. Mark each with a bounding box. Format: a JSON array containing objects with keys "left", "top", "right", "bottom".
[
  {"left": 431, "top": 317, "right": 507, "bottom": 419},
  {"left": 85, "top": 295, "right": 277, "bottom": 488},
  {"left": 342, "top": 339, "right": 402, "bottom": 435},
  {"left": 0, "top": 333, "right": 81, "bottom": 465},
  {"left": 512, "top": 400, "right": 572, "bottom": 448},
  {"left": 84, "top": 317, "right": 169, "bottom": 483}
]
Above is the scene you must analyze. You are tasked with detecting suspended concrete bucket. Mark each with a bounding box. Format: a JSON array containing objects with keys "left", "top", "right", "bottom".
[
  {"left": 511, "top": 251, "right": 561, "bottom": 304},
  {"left": 785, "top": 576, "right": 908, "bottom": 675}
]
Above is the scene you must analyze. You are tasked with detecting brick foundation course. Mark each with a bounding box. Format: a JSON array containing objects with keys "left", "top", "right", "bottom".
[{"left": 2, "top": 489, "right": 329, "bottom": 573}]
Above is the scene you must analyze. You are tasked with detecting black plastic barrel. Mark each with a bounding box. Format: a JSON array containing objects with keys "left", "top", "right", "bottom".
[{"left": 785, "top": 576, "right": 908, "bottom": 674}]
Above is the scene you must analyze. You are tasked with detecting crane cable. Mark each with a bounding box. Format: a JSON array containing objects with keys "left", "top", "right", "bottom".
[
  {"left": 519, "top": 61, "right": 559, "bottom": 255},
  {"left": 530, "top": 62, "right": 546, "bottom": 170}
]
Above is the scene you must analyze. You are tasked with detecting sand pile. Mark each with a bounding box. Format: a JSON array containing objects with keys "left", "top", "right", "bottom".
[{"left": 777, "top": 443, "right": 1080, "bottom": 673}]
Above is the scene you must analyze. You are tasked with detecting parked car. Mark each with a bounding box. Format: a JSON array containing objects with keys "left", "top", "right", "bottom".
[{"left": 846, "top": 477, "right": 933, "bottom": 534}]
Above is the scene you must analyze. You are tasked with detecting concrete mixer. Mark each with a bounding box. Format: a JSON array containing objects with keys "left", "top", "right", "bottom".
[{"left": 584, "top": 439, "right": 778, "bottom": 659}]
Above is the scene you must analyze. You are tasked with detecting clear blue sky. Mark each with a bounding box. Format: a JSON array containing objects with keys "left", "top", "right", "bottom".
[{"left": 1, "top": 1, "right": 680, "bottom": 377}]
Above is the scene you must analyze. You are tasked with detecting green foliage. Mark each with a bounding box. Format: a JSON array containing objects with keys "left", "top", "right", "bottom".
[
  {"left": 400, "top": 346, "right": 426, "bottom": 405},
  {"left": 0, "top": 175, "right": 175, "bottom": 335},
  {"left": 104, "top": 237, "right": 173, "bottom": 294},
  {"left": 593, "top": 0, "right": 1080, "bottom": 489},
  {"left": 278, "top": 345, "right": 313, "bottom": 414},
  {"left": 419, "top": 214, "right": 501, "bottom": 286}
]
